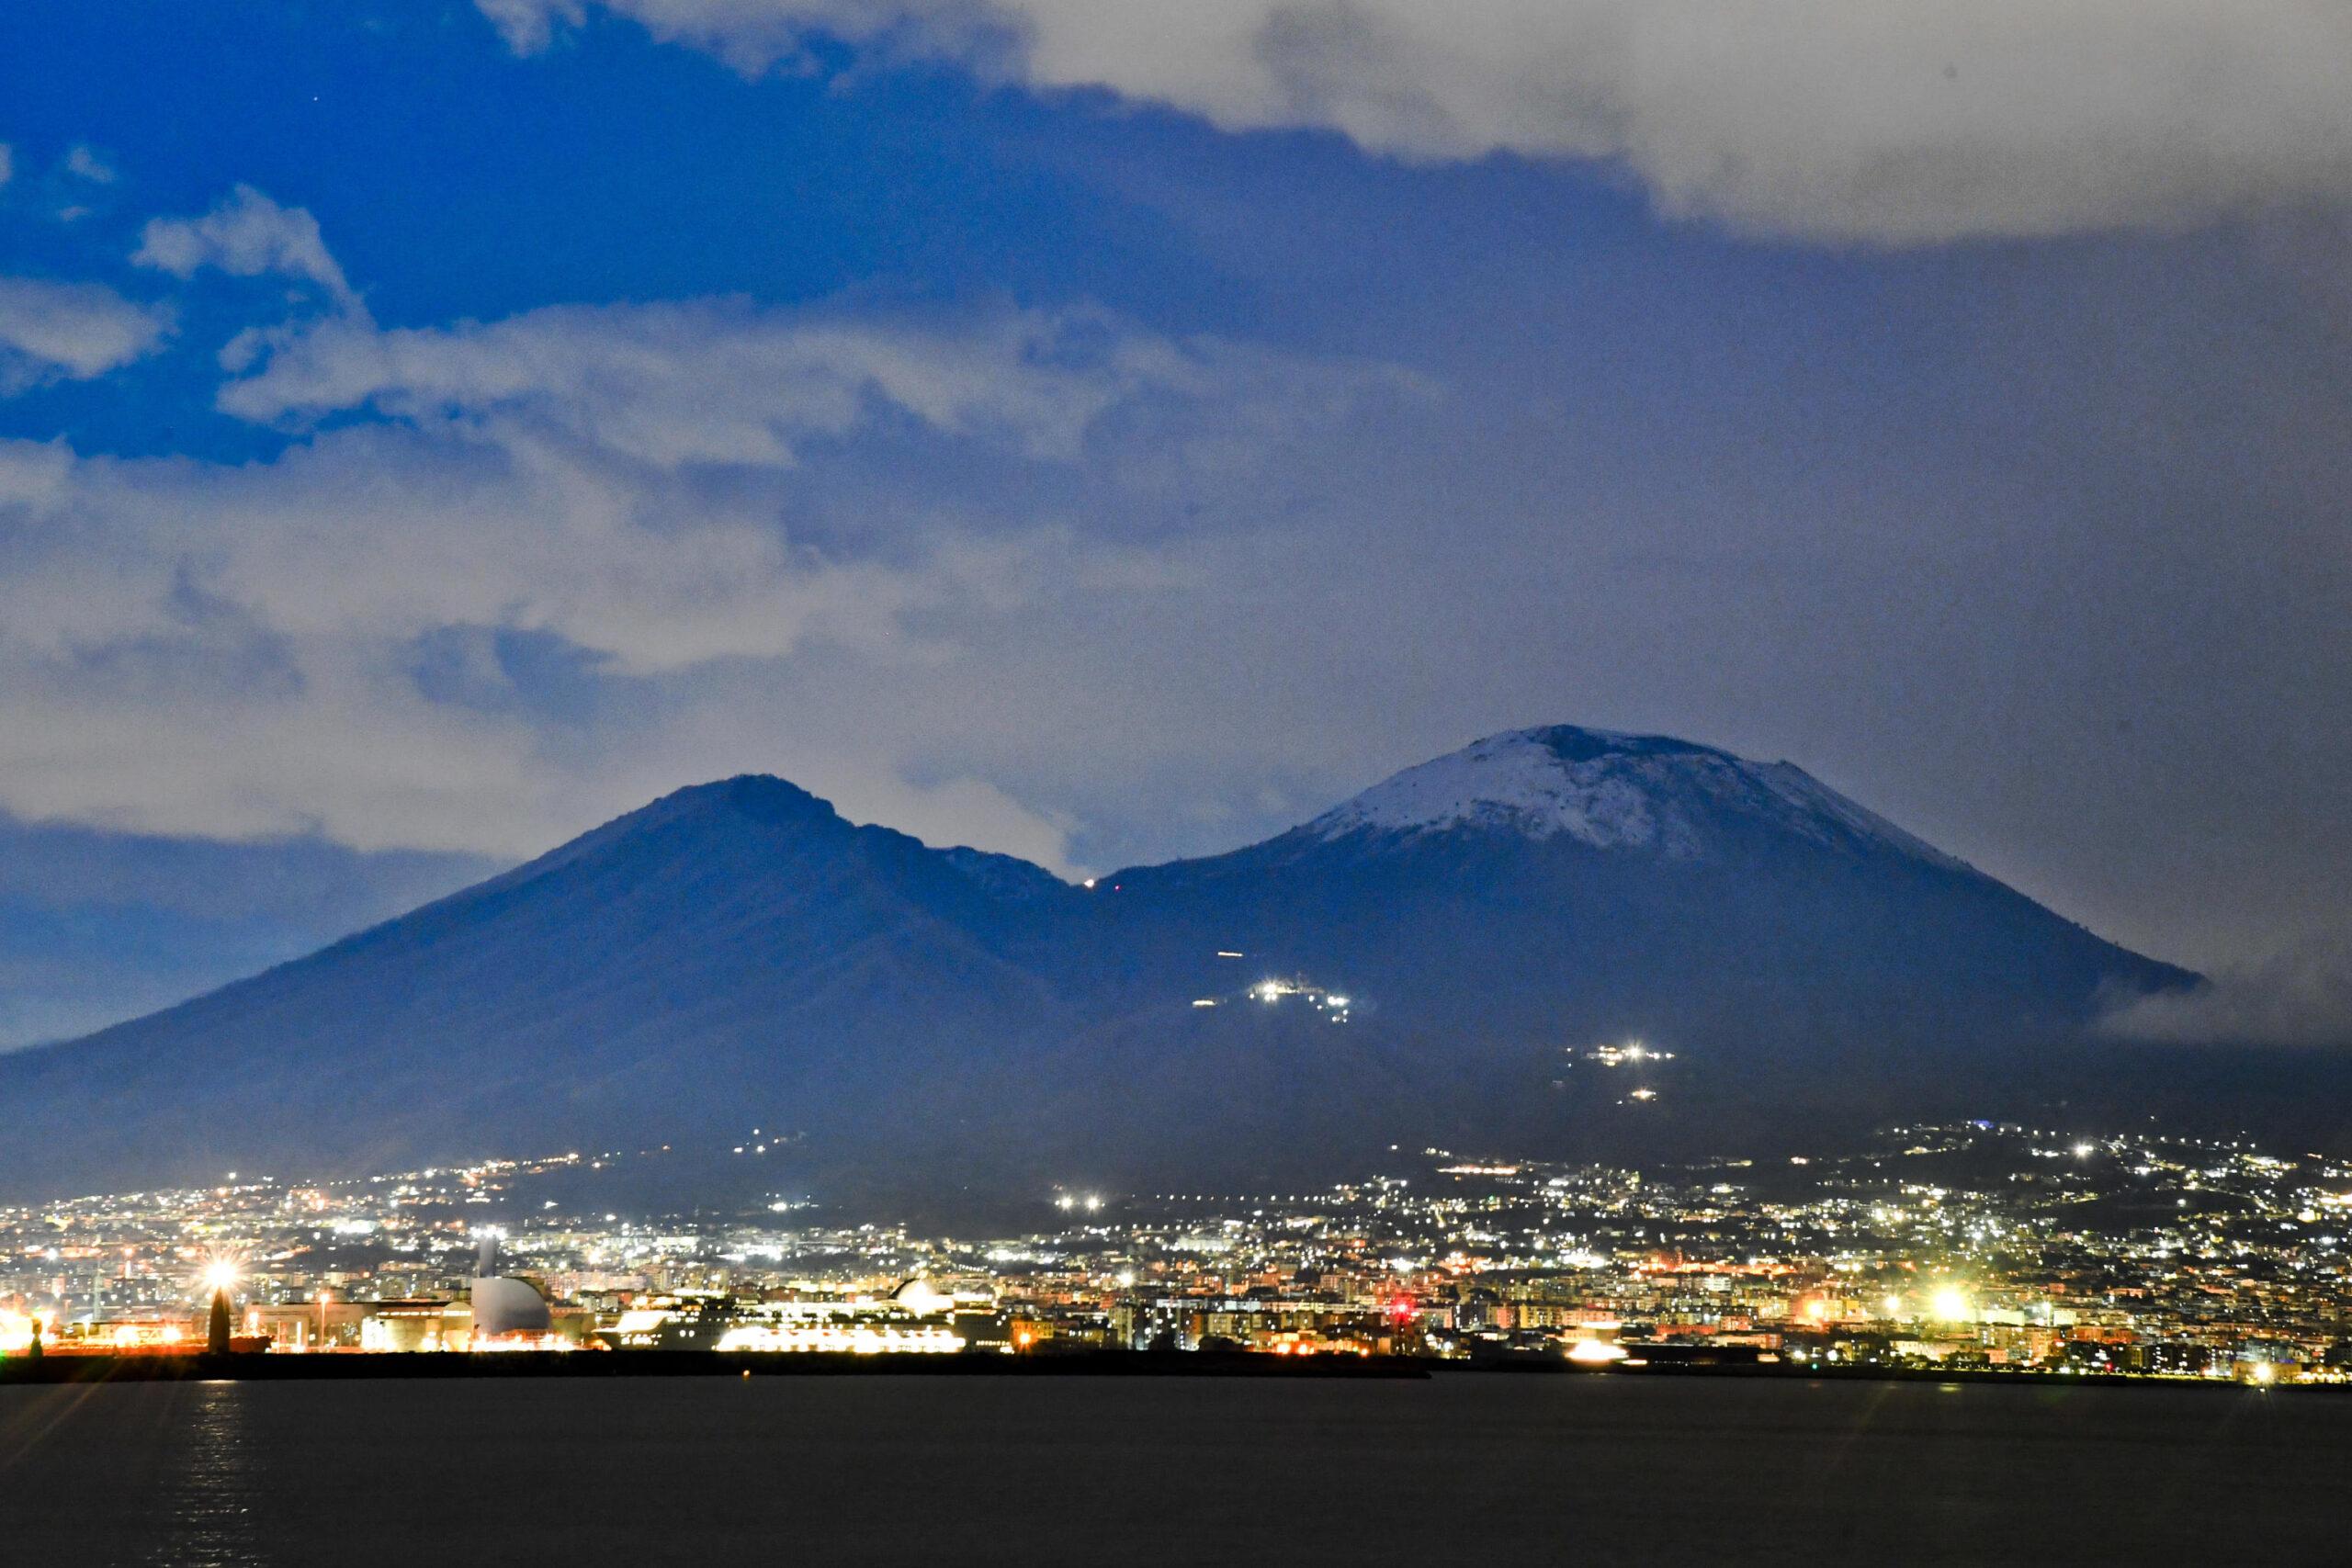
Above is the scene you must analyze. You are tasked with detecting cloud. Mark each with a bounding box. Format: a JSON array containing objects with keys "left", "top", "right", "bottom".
[
  {"left": 0, "top": 144, "right": 12, "bottom": 187},
  {"left": 133, "top": 185, "right": 358, "bottom": 309},
  {"left": 0, "top": 277, "right": 173, "bottom": 392},
  {"left": 218, "top": 298, "right": 1354, "bottom": 472},
  {"left": 2103, "top": 945, "right": 2352, "bottom": 1050},
  {"left": 479, "top": 0, "right": 2352, "bottom": 243},
  {"left": 63, "top": 145, "right": 119, "bottom": 185},
  {"left": 476, "top": 0, "right": 578, "bottom": 52},
  {"left": 0, "top": 296, "right": 1400, "bottom": 870}
]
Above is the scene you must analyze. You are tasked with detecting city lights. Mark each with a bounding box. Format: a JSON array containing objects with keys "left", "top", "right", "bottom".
[
  {"left": 1585, "top": 1041, "right": 1679, "bottom": 1067},
  {"left": 1241, "top": 976, "right": 1351, "bottom": 1021},
  {"left": 1, "top": 1120, "right": 2344, "bottom": 1381}
]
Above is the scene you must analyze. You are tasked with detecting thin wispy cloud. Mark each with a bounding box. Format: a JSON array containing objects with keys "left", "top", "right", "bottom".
[{"left": 219, "top": 298, "right": 1385, "bottom": 472}]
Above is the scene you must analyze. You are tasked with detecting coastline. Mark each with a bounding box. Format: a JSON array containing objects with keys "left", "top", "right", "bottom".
[{"left": 4, "top": 1348, "right": 2331, "bottom": 1394}]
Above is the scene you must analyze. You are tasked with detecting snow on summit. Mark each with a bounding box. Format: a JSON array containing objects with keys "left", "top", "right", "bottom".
[{"left": 1309, "top": 726, "right": 1968, "bottom": 869}]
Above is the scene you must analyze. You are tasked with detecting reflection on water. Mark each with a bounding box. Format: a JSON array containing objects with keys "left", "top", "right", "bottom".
[
  {"left": 148, "top": 1383, "right": 267, "bottom": 1568},
  {"left": 7, "top": 1374, "right": 2352, "bottom": 1565}
]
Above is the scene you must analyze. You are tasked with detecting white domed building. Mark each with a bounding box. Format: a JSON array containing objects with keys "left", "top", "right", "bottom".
[
  {"left": 467, "top": 1234, "right": 559, "bottom": 1350},
  {"left": 469, "top": 1276, "right": 553, "bottom": 1341}
]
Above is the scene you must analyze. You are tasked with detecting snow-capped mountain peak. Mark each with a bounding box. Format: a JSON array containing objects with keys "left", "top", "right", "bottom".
[{"left": 1307, "top": 725, "right": 1967, "bottom": 869}]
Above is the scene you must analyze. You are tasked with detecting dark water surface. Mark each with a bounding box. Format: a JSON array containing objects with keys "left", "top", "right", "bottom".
[{"left": 6, "top": 1372, "right": 2348, "bottom": 1565}]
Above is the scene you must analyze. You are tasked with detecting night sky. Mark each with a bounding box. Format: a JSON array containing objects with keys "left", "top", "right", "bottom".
[{"left": 0, "top": 1, "right": 2345, "bottom": 1047}]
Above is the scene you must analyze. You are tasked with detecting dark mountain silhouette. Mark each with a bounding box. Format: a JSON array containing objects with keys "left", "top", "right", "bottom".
[{"left": 0, "top": 727, "right": 2204, "bottom": 1208}]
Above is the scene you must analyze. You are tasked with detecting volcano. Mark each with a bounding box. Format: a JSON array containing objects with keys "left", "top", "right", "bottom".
[{"left": 0, "top": 726, "right": 2199, "bottom": 1207}]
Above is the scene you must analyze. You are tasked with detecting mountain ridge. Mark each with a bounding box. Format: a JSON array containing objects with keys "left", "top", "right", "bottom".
[{"left": 0, "top": 725, "right": 2207, "bottom": 1207}]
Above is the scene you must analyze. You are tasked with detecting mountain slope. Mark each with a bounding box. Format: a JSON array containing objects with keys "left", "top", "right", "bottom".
[
  {"left": 0, "top": 776, "right": 1084, "bottom": 1198},
  {"left": 1077, "top": 727, "right": 2177, "bottom": 1038},
  {"left": 0, "top": 728, "right": 2198, "bottom": 1204}
]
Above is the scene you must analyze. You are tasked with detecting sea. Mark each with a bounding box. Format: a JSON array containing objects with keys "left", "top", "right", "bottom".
[{"left": 5, "top": 1371, "right": 2346, "bottom": 1565}]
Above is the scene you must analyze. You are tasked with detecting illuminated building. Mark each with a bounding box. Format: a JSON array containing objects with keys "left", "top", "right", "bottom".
[
  {"left": 715, "top": 1317, "right": 964, "bottom": 1354},
  {"left": 714, "top": 1280, "right": 967, "bottom": 1354},
  {"left": 244, "top": 1298, "right": 377, "bottom": 1351},
  {"left": 46, "top": 1318, "right": 192, "bottom": 1353},
  {"left": 361, "top": 1301, "right": 476, "bottom": 1353},
  {"left": 600, "top": 1279, "right": 975, "bottom": 1354}
]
